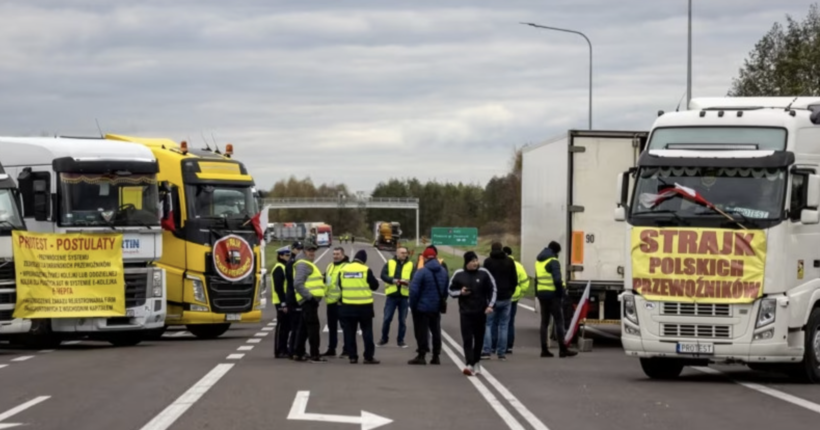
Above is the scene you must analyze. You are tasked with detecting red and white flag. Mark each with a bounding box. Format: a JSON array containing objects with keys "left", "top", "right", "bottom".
[
  {"left": 639, "top": 183, "right": 714, "bottom": 209},
  {"left": 249, "top": 206, "right": 269, "bottom": 241},
  {"left": 564, "top": 281, "right": 591, "bottom": 346}
]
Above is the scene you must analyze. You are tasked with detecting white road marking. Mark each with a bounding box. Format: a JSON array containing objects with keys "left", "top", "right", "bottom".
[
  {"left": 0, "top": 396, "right": 50, "bottom": 425},
  {"left": 261, "top": 327, "right": 274, "bottom": 331},
  {"left": 0, "top": 365, "right": 7, "bottom": 370},
  {"left": 170, "top": 331, "right": 189, "bottom": 337},
  {"left": 227, "top": 354, "right": 245, "bottom": 360},
  {"left": 247, "top": 338, "right": 262, "bottom": 344},
  {"left": 237, "top": 346, "right": 254, "bottom": 351},
  {"left": 254, "top": 332, "right": 269, "bottom": 337},
  {"left": 11, "top": 356, "right": 34, "bottom": 362},
  {"left": 287, "top": 390, "right": 392, "bottom": 429},
  {"left": 267, "top": 322, "right": 276, "bottom": 327},
  {"left": 139, "top": 363, "right": 234, "bottom": 430},
  {"left": 62, "top": 340, "right": 81, "bottom": 345},
  {"left": 518, "top": 302, "right": 536, "bottom": 312},
  {"left": 440, "top": 342, "right": 525, "bottom": 430},
  {"left": 694, "top": 367, "right": 820, "bottom": 415},
  {"left": 442, "top": 330, "right": 550, "bottom": 430},
  {"left": 316, "top": 248, "right": 331, "bottom": 263}
]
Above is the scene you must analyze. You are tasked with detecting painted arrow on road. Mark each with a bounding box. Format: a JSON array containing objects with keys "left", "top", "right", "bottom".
[
  {"left": 0, "top": 396, "right": 50, "bottom": 429},
  {"left": 287, "top": 391, "right": 392, "bottom": 430}
]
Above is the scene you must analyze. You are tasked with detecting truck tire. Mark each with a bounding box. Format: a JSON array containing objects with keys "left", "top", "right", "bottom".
[
  {"left": 787, "top": 307, "right": 820, "bottom": 384},
  {"left": 187, "top": 323, "right": 231, "bottom": 339},
  {"left": 106, "top": 333, "right": 143, "bottom": 347},
  {"left": 18, "top": 320, "right": 62, "bottom": 349},
  {"left": 640, "top": 358, "right": 684, "bottom": 380}
]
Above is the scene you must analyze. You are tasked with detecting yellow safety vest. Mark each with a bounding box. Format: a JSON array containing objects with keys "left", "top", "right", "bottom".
[
  {"left": 511, "top": 258, "right": 530, "bottom": 302},
  {"left": 272, "top": 262, "right": 286, "bottom": 305},
  {"left": 416, "top": 255, "right": 446, "bottom": 270},
  {"left": 384, "top": 259, "right": 413, "bottom": 297},
  {"left": 294, "top": 260, "right": 325, "bottom": 302},
  {"left": 339, "top": 262, "right": 373, "bottom": 305},
  {"left": 535, "top": 257, "right": 557, "bottom": 292},
  {"left": 324, "top": 261, "right": 348, "bottom": 305}
]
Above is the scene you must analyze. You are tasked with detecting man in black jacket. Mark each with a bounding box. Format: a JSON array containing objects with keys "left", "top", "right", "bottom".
[
  {"left": 481, "top": 242, "right": 519, "bottom": 361},
  {"left": 535, "top": 241, "right": 578, "bottom": 358},
  {"left": 338, "top": 250, "right": 382, "bottom": 364},
  {"left": 449, "top": 251, "right": 496, "bottom": 376},
  {"left": 285, "top": 241, "right": 303, "bottom": 359},
  {"left": 272, "top": 246, "right": 291, "bottom": 358}
]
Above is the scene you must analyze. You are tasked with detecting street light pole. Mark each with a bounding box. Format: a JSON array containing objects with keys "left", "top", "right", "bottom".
[
  {"left": 522, "top": 22, "right": 593, "bottom": 130},
  {"left": 687, "top": 0, "right": 693, "bottom": 109}
]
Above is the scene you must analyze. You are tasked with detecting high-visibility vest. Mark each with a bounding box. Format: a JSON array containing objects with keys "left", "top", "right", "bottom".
[
  {"left": 339, "top": 262, "right": 374, "bottom": 305},
  {"left": 416, "top": 255, "right": 445, "bottom": 270},
  {"left": 324, "top": 261, "right": 348, "bottom": 304},
  {"left": 511, "top": 258, "right": 530, "bottom": 302},
  {"left": 272, "top": 263, "right": 286, "bottom": 305},
  {"left": 535, "top": 257, "right": 557, "bottom": 292},
  {"left": 294, "top": 260, "right": 325, "bottom": 302},
  {"left": 384, "top": 259, "right": 413, "bottom": 297}
]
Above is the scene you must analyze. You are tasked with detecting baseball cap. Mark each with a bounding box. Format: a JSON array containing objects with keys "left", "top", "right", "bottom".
[
  {"left": 291, "top": 241, "right": 303, "bottom": 250},
  {"left": 422, "top": 248, "right": 437, "bottom": 259}
]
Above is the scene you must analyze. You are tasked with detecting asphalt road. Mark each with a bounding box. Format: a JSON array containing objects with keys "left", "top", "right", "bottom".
[{"left": 1, "top": 243, "right": 818, "bottom": 430}]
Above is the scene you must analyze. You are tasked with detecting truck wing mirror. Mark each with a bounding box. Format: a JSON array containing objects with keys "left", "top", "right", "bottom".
[
  {"left": 614, "top": 206, "right": 626, "bottom": 222},
  {"left": 801, "top": 209, "right": 820, "bottom": 225},
  {"left": 806, "top": 174, "right": 820, "bottom": 208}
]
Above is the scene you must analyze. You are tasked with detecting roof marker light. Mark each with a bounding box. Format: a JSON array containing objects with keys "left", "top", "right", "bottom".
[
  {"left": 699, "top": 111, "right": 706, "bottom": 117},
  {"left": 225, "top": 143, "right": 233, "bottom": 158},
  {"left": 180, "top": 140, "right": 189, "bottom": 155}
]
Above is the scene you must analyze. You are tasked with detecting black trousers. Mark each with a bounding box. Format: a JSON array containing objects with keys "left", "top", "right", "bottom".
[
  {"left": 295, "top": 300, "right": 321, "bottom": 358},
  {"left": 326, "top": 303, "right": 347, "bottom": 353},
  {"left": 343, "top": 315, "right": 375, "bottom": 361},
  {"left": 538, "top": 297, "right": 567, "bottom": 350},
  {"left": 460, "top": 312, "right": 487, "bottom": 366},
  {"left": 274, "top": 307, "right": 291, "bottom": 356},
  {"left": 287, "top": 308, "right": 302, "bottom": 356},
  {"left": 412, "top": 310, "right": 441, "bottom": 356}
]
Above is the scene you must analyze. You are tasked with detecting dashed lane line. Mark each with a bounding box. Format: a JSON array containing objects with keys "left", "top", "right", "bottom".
[
  {"left": 254, "top": 332, "right": 269, "bottom": 337},
  {"left": 247, "top": 338, "right": 262, "bottom": 344},
  {"left": 237, "top": 346, "right": 254, "bottom": 351},
  {"left": 694, "top": 367, "right": 820, "bottom": 415},
  {"left": 0, "top": 364, "right": 7, "bottom": 370},
  {"left": 11, "top": 356, "right": 34, "bottom": 362},
  {"left": 227, "top": 354, "right": 245, "bottom": 360},
  {"left": 261, "top": 327, "right": 274, "bottom": 331}
]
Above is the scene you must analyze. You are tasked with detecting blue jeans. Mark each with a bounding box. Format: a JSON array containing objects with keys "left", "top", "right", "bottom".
[
  {"left": 483, "top": 299, "right": 512, "bottom": 357},
  {"left": 492, "top": 301, "right": 518, "bottom": 351},
  {"left": 380, "top": 296, "right": 408, "bottom": 343}
]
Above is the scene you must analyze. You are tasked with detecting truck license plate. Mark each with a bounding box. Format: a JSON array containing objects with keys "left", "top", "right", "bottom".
[
  {"left": 226, "top": 313, "right": 241, "bottom": 322},
  {"left": 125, "top": 309, "right": 136, "bottom": 317},
  {"left": 676, "top": 342, "right": 714, "bottom": 355}
]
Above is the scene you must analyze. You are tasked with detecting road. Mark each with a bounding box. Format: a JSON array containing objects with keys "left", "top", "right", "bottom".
[{"left": 0, "top": 243, "right": 818, "bottom": 430}]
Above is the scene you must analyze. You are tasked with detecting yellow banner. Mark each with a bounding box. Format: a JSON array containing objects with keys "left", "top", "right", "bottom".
[
  {"left": 630, "top": 227, "right": 766, "bottom": 303},
  {"left": 12, "top": 231, "right": 126, "bottom": 318}
]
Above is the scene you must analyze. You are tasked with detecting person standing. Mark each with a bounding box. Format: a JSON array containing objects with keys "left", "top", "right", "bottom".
[
  {"left": 378, "top": 246, "right": 415, "bottom": 348},
  {"left": 285, "top": 241, "right": 304, "bottom": 359},
  {"left": 535, "top": 241, "right": 578, "bottom": 358},
  {"left": 481, "top": 242, "right": 519, "bottom": 361},
  {"left": 504, "top": 246, "right": 530, "bottom": 355},
  {"left": 293, "top": 239, "right": 326, "bottom": 362},
  {"left": 338, "top": 250, "right": 381, "bottom": 364},
  {"left": 408, "top": 247, "right": 448, "bottom": 365},
  {"left": 322, "top": 247, "right": 349, "bottom": 358},
  {"left": 272, "top": 245, "right": 292, "bottom": 359},
  {"left": 449, "top": 251, "right": 496, "bottom": 376}
]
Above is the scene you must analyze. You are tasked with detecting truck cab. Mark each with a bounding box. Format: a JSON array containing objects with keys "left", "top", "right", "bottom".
[
  {"left": 0, "top": 136, "right": 166, "bottom": 347},
  {"left": 616, "top": 97, "right": 820, "bottom": 383},
  {"left": 105, "top": 135, "right": 264, "bottom": 339},
  {"left": 0, "top": 163, "right": 26, "bottom": 334}
]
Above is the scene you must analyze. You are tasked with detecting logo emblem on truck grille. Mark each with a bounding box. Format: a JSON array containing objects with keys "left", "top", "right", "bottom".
[{"left": 212, "top": 234, "right": 254, "bottom": 282}]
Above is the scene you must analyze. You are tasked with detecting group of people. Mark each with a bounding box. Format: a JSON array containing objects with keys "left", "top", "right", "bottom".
[{"left": 271, "top": 238, "right": 577, "bottom": 376}]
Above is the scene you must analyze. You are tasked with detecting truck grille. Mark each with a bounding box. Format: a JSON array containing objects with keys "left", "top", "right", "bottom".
[
  {"left": 662, "top": 302, "right": 730, "bottom": 317},
  {"left": 205, "top": 276, "right": 255, "bottom": 313},
  {"left": 0, "top": 309, "right": 13, "bottom": 321},
  {"left": 0, "top": 260, "right": 16, "bottom": 322},
  {"left": 662, "top": 324, "right": 731, "bottom": 338},
  {"left": 124, "top": 271, "right": 148, "bottom": 308}
]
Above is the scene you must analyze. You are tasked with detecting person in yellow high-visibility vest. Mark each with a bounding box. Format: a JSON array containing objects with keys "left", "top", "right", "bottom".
[
  {"left": 337, "top": 249, "right": 381, "bottom": 364},
  {"left": 503, "top": 246, "right": 530, "bottom": 355},
  {"left": 534, "top": 241, "right": 577, "bottom": 358},
  {"left": 292, "top": 238, "right": 326, "bottom": 362},
  {"left": 272, "top": 245, "right": 293, "bottom": 359},
  {"left": 377, "top": 246, "right": 415, "bottom": 347},
  {"left": 321, "top": 247, "right": 349, "bottom": 358}
]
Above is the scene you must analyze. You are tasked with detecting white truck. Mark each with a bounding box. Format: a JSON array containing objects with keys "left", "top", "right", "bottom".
[
  {"left": 0, "top": 163, "right": 26, "bottom": 333},
  {"left": 521, "top": 130, "right": 649, "bottom": 336},
  {"left": 0, "top": 136, "right": 167, "bottom": 348},
  {"left": 617, "top": 97, "right": 820, "bottom": 383}
]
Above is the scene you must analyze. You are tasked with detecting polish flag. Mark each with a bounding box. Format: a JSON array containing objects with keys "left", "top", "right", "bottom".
[
  {"left": 639, "top": 183, "right": 714, "bottom": 209},
  {"left": 564, "top": 281, "right": 591, "bottom": 346},
  {"left": 249, "top": 207, "right": 269, "bottom": 241}
]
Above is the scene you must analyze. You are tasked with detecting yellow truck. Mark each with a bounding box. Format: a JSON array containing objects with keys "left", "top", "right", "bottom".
[{"left": 106, "top": 135, "right": 264, "bottom": 338}]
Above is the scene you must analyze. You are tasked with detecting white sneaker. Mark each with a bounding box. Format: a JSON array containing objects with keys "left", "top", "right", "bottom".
[
  {"left": 463, "top": 365, "right": 474, "bottom": 376},
  {"left": 474, "top": 363, "right": 482, "bottom": 375}
]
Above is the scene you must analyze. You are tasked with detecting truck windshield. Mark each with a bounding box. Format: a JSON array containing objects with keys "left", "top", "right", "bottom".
[
  {"left": 0, "top": 189, "right": 24, "bottom": 229},
  {"left": 186, "top": 184, "right": 258, "bottom": 219},
  {"left": 631, "top": 166, "right": 786, "bottom": 222},
  {"left": 647, "top": 126, "right": 786, "bottom": 151},
  {"left": 59, "top": 173, "right": 160, "bottom": 227}
]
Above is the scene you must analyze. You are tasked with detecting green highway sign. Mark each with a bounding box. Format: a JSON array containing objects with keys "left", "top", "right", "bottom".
[{"left": 430, "top": 227, "right": 478, "bottom": 246}]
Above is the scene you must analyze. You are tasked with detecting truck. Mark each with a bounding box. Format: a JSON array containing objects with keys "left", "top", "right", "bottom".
[
  {"left": 0, "top": 136, "right": 167, "bottom": 347},
  {"left": 616, "top": 97, "right": 820, "bottom": 383},
  {"left": 314, "top": 224, "right": 332, "bottom": 247},
  {"left": 521, "top": 130, "right": 649, "bottom": 337},
  {"left": 0, "top": 163, "right": 26, "bottom": 335},
  {"left": 374, "top": 221, "right": 400, "bottom": 251},
  {"left": 106, "top": 135, "right": 265, "bottom": 339}
]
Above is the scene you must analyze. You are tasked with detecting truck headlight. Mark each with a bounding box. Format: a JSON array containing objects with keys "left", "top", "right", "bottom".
[
  {"left": 623, "top": 294, "right": 639, "bottom": 325},
  {"left": 187, "top": 276, "right": 206, "bottom": 303},
  {"left": 151, "top": 271, "right": 163, "bottom": 298},
  {"left": 755, "top": 298, "right": 776, "bottom": 328}
]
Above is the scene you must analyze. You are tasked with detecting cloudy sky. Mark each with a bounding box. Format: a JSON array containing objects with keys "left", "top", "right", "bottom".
[{"left": 0, "top": 1, "right": 814, "bottom": 193}]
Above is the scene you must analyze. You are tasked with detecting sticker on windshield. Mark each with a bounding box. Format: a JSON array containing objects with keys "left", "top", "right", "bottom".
[{"left": 725, "top": 206, "right": 769, "bottom": 219}]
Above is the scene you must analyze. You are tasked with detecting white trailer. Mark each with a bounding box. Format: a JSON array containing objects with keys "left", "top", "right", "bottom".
[{"left": 521, "top": 130, "right": 648, "bottom": 329}]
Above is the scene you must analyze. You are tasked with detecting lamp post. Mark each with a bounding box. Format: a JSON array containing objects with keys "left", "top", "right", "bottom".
[
  {"left": 687, "top": 0, "right": 693, "bottom": 108},
  {"left": 522, "top": 22, "right": 593, "bottom": 130}
]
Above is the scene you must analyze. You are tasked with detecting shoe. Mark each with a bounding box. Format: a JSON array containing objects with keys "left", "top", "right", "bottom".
[
  {"left": 474, "top": 363, "right": 482, "bottom": 375},
  {"left": 430, "top": 355, "right": 440, "bottom": 365},
  {"left": 480, "top": 352, "right": 491, "bottom": 359},
  {"left": 541, "top": 349, "right": 554, "bottom": 358},
  {"left": 463, "top": 366, "right": 474, "bottom": 376},
  {"left": 506, "top": 348, "right": 513, "bottom": 354},
  {"left": 363, "top": 358, "right": 381, "bottom": 365},
  {"left": 398, "top": 342, "right": 408, "bottom": 348},
  {"left": 560, "top": 349, "right": 578, "bottom": 358},
  {"left": 408, "top": 355, "right": 427, "bottom": 365},
  {"left": 274, "top": 353, "right": 289, "bottom": 359},
  {"left": 377, "top": 340, "right": 388, "bottom": 347},
  {"left": 309, "top": 356, "right": 327, "bottom": 363},
  {"left": 498, "top": 356, "right": 507, "bottom": 362},
  {"left": 349, "top": 358, "right": 359, "bottom": 364},
  {"left": 339, "top": 351, "right": 349, "bottom": 359},
  {"left": 293, "top": 356, "right": 309, "bottom": 362},
  {"left": 320, "top": 350, "right": 336, "bottom": 357}
]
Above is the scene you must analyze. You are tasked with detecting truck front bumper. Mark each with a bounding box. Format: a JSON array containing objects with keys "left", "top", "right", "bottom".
[
  {"left": 51, "top": 297, "right": 166, "bottom": 333},
  {"left": 167, "top": 309, "right": 262, "bottom": 325},
  {"left": 622, "top": 335, "right": 804, "bottom": 363},
  {"left": 0, "top": 318, "right": 31, "bottom": 335}
]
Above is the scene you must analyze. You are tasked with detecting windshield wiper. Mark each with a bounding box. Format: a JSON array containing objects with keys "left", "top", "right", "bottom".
[
  {"left": 0, "top": 220, "right": 18, "bottom": 229},
  {"left": 632, "top": 209, "right": 689, "bottom": 225}
]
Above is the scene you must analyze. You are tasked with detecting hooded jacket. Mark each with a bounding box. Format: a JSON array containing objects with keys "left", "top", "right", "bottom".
[
  {"left": 535, "top": 247, "right": 564, "bottom": 298},
  {"left": 482, "top": 250, "right": 519, "bottom": 302},
  {"left": 409, "top": 258, "right": 449, "bottom": 313},
  {"left": 449, "top": 266, "right": 497, "bottom": 314}
]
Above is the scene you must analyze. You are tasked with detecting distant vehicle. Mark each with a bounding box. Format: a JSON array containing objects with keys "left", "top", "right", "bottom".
[
  {"left": 374, "top": 221, "right": 400, "bottom": 251},
  {"left": 315, "top": 224, "right": 332, "bottom": 247}
]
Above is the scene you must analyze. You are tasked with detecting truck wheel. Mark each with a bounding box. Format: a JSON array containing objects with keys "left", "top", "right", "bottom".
[
  {"left": 640, "top": 358, "right": 684, "bottom": 380},
  {"left": 19, "top": 320, "right": 62, "bottom": 349},
  {"left": 187, "top": 323, "right": 231, "bottom": 339},
  {"left": 788, "top": 307, "right": 820, "bottom": 384},
  {"left": 106, "top": 333, "right": 143, "bottom": 347}
]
